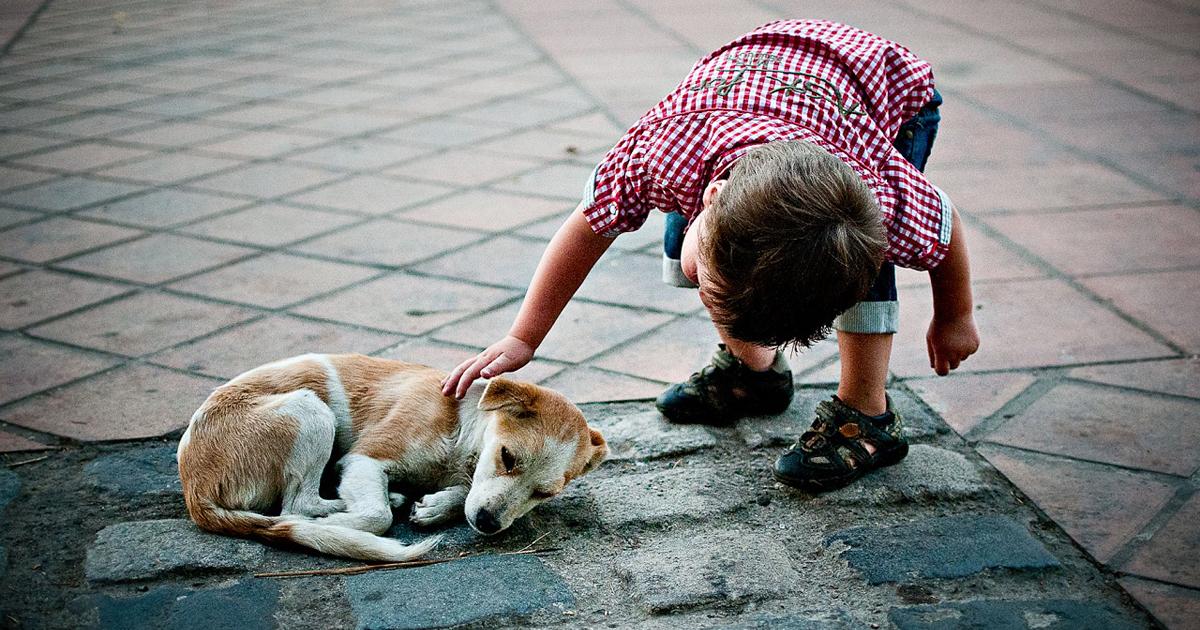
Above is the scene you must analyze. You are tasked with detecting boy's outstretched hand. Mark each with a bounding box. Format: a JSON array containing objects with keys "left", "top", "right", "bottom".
[
  {"left": 926, "top": 313, "right": 979, "bottom": 376},
  {"left": 442, "top": 335, "right": 534, "bottom": 399}
]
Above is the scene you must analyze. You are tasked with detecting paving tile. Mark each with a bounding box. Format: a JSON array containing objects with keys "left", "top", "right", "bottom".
[
  {"left": 577, "top": 251, "right": 704, "bottom": 313},
  {"left": 0, "top": 131, "right": 71, "bottom": 159},
  {"left": 540, "top": 366, "right": 666, "bottom": 403},
  {"left": 295, "top": 272, "right": 517, "bottom": 335},
  {"left": 386, "top": 150, "right": 540, "bottom": 187},
  {"left": 397, "top": 189, "right": 570, "bottom": 231},
  {"left": 592, "top": 316, "right": 719, "bottom": 383},
  {"left": 1081, "top": 270, "right": 1200, "bottom": 352},
  {"left": 28, "top": 291, "right": 256, "bottom": 356},
  {"left": 0, "top": 217, "right": 141, "bottom": 263},
  {"left": 2, "top": 363, "right": 219, "bottom": 440},
  {"left": 0, "top": 270, "right": 129, "bottom": 330},
  {"left": 12, "top": 141, "right": 150, "bottom": 171},
  {"left": 896, "top": 220, "right": 1044, "bottom": 289},
  {"left": 1119, "top": 577, "right": 1200, "bottom": 630},
  {"left": 907, "top": 373, "right": 1037, "bottom": 436},
  {"left": 966, "top": 80, "right": 1172, "bottom": 121},
  {"left": 934, "top": 160, "right": 1165, "bottom": 213},
  {"left": 110, "top": 121, "right": 242, "bottom": 148},
  {"left": 181, "top": 203, "right": 354, "bottom": 247},
  {"left": 434, "top": 299, "right": 673, "bottom": 363},
  {"left": 170, "top": 253, "right": 377, "bottom": 308},
  {"left": 985, "top": 205, "right": 1200, "bottom": 276},
  {"left": 411, "top": 235, "right": 551, "bottom": 288},
  {"left": 986, "top": 382, "right": 1200, "bottom": 476},
  {"left": 0, "top": 103, "right": 77, "bottom": 129},
  {"left": 204, "top": 102, "right": 317, "bottom": 128},
  {"left": 283, "top": 109, "right": 401, "bottom": 136},
  {"left": 890, "top": 278, "right": 1174, "bottom": 377},
  {"left": 194, "top": 129, "right": 326, "bottom": 159},
  {"left": 547, "top": 112, "right": 624, "bottom": 138},
  {"left": 124, "top": 93, "right": 242, "bottom": 117},
  {"left": 372, "top": 338, "right": 478, "bottom": 372},
  {"left": 97, "top": 152, "right": 243, "bottom": 184},
  {"left": 0, "top": 176, "right": 144, "bottom": 211},
  {"left": 1107, "top": 150, "right": 1199, "bottom": 203},
  {"left": 475, "top": 128, "right": 612, "bottom": 161},
  {"left": 980, "top": 445, "right": 1176, "bottom": 564},
  {"left": 58, "top": 233, "right": 255, "bottom": 284},
  {"left": 0, "top": 165, "right": 56, "bottom": 191},
  {"left": 1037, "top": 111, "right": 1200, "bottom": 155},
  {"left": 294, "top": 218, "right": 477, "bottom": 267},
  {"left": 381, "top": 117, "right": 510, "bottom": 148},
  {"left": 151, "top": 314, "right": 401, "bottom": 379},
  {"left": 491, "top": 162, "right": 595, "bottom": 200},
  {"left": 285, "top": 138, "right": 431, "bottom": 171},
  {"left": 0, "top": 334, "right": 118, "bottom": 405},
  {"left": 457, "top": 96, "right": 591, "bottom": 128},
  {"left": 926, "top": 106, "right": 1070, "bottom": 168},
  {"left": 1124, "top": 494, "right": 1200, "bottom": 589},
  {"left": 889, "top": 599, "right": 1142, "bottom": 630},
  {"left": 286, "top": 175, "right": 453, "bottom": 215},
  {"left": 79, "top": 189, "right": 247, "bottom": 228},
  {"left": 1070, "top": 358, "right": 1200, "bottom": 400},
  {"left": 36, "top": 112, "right": 155, "bottom": 137},
  {"left": 85, "top": 519, "right": 264, "bottom": 582},
  {"left": 0, "top": 430, "right": 49, "bottom": 453},
  {"left": 188, "top": 162, "right": 340, "bottom": 199}
]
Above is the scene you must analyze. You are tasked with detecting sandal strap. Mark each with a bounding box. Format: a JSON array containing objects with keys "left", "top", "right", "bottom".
[{"left": 792, "top": 396, "right": 901, "bottom": 470}]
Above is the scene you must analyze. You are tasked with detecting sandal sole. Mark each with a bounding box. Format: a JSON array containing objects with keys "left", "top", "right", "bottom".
[{"left": 773, "top": 443, "right": 909, "bottom": 493}]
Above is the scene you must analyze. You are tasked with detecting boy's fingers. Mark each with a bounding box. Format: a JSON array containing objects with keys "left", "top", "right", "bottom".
[
  {"left": 926, "top": 336, "right": 936, "bottom": 370},
  {"left": 442, "top": 360, "right": 471, "bottom": 395}
]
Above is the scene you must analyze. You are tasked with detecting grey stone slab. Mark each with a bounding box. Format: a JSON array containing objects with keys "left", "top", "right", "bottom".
[
  {"left": 616, "top": 531, "right": 797, "bottom": 613},
  {"left": 590, "top": 409, "right": 717, "bottom": 462},
  {"left": 85, "top": 519, "right": 264, "bottom": 583},
  {"left": 84, "top": 446, "right": 182, "bottom": 499},
  {"left": 826, "top": 514, "right": 1059, "bottom": 584},
  {"left": 717, "top": 611, "right": 858, "bottom": 629},
  {"left": 889, "top": 599, "right": 1144, "bottom": 630},
  {"left": 739, "top": 389, "right": 948, "bottom": 449},
  {"left": 0, "top": 545, "right": 6, "bottom": 581},
  {"left": 812, "top": 445, "right": 990, "bottom": 505},
  {"left": 0, "top": 468, "right": 18, "bottom": 512},
  {"left": 581, "top": 466, "right": 740, "bottom": 529},
  {"left": 346, "top": 554, "right": 573, "bottom": 629},
  {"left": 75, "top": 580, "right": 279, "bottom": 630}
]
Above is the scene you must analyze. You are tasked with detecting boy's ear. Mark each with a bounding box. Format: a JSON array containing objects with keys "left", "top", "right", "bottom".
[
  {"left": 478, "top": 378, "right": 535, "bottom": 414},
  {"left": 581, "top": 427, "right": 608, "bottom": 474}
]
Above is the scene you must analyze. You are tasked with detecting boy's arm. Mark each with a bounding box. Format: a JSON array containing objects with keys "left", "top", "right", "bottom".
[
  {"left": 926, "top": 205, "right": 980, "bottom": 376},
  {"left": 442, "top": 206, "right": 615, "bottom": 398}
]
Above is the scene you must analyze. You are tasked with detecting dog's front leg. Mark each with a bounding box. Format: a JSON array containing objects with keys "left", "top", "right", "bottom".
[{"left": 409, "top": 485, "right": 468, "bottom": 527}]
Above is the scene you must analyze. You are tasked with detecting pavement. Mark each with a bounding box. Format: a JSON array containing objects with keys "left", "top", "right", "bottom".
[{"left": 0, "top": 0, "right": 1196, "bottom": 628}]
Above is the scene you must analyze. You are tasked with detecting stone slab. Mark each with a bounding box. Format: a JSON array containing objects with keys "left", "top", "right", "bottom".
[
  {"left": 75, "top": 580, "right": 279, "bottom": 630},
  {"left": 85, "top": 519, "right": 264, "bottom": 583},
  {"left": 84, "top": 446, "right": 182, "bottom": 499},
  {"left": 889, "top": 598, "right": 1143, "bottom": 630},
  {"left": 0, "top": 468, "right": 18, "bottom": 513},
  {"left": 1120, "top": 577, "right": 1200, "bottom": 630},
  {"left": 589, "top": 409, "right": 717, "bottom": 462},
  {"left": 615, "top": 531, "right": 797, "bottom": 613},
  {"left": 346, "top": 554, "right": 573, "bottom": 630},
  {"left": 717, "top": 611, "right": 857, "bottom": 629},
  {"left": 826, "top": 514, "right": 1059, "bottom": 584},
  {"left": 581, "top": 466, "right": 738, "bottom": 529},
  {"left": 738, "top": 389, "right": 947, "bottom": 449},
  {"left": 813, "top": 445, "right": 990, "bottom": 505}
]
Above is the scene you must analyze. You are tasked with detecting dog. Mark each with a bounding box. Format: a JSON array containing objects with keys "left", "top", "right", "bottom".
[{"left": 177, "top": 353, "right": 607, "bottom": 561}]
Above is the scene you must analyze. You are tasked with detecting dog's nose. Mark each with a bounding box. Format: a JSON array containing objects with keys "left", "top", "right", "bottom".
[{"left": 474, "top": 508, "right": 501, "bottom": 534}]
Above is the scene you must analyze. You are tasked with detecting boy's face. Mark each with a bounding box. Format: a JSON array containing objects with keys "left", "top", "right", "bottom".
[{"left": 682, "top": 179, "right": 726, "bottom": 311}]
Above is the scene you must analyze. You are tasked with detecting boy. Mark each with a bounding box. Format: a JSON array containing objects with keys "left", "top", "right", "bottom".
[{"left": 442, "top": 20, "right": 979, "bottom": 491}]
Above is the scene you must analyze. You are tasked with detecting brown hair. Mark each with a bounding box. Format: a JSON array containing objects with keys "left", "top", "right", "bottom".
[{"left": 699, "top": 141, "right": 886, "bottom": 348}]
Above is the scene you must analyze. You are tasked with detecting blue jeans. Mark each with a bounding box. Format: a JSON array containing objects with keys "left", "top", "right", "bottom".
[{"left": 662, "top": 89, "right": 943, "bottom": 334}]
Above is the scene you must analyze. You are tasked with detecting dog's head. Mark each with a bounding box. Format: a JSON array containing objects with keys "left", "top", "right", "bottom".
[{"left": 465, "top": 378, "right": 606, "bottom": 535}]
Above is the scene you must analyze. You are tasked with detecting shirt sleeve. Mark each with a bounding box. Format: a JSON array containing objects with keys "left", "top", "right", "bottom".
[
  {"left": 581, "top": 129, "right": 652, "bottom": 237},
  {"left": 879, "top": 157, "right": 952, "bottom": 271}
]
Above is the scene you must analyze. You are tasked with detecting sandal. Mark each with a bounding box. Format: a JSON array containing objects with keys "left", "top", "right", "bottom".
[{"left": 772, "top": 395, "right": 908, "bottom": 492}]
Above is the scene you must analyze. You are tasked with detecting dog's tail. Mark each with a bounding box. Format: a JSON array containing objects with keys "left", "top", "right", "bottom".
[{"left": 190, "top": 503, "right": 441, "bottom": 562}]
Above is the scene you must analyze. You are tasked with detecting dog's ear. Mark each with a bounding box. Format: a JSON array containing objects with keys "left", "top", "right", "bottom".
[
  {"left": 581, "top": 427, "right": 607, "bottom": 474},
  {"left": 478, "top": 378, "right": 535, "bottom": 414}
]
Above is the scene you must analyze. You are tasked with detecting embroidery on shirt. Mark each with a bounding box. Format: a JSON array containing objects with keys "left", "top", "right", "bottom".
[{"left": 688, "top": 52, "right": 866, "bottom": 117}]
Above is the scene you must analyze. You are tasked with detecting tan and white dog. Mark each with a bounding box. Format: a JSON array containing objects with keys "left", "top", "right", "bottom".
[{"left": 177, "top": 353, "right": 607, "bottom": 562}]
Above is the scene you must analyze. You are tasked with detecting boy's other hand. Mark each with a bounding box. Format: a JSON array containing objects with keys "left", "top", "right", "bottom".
[
  {"left": 441, "top": 336, "right": 534, "bottom": 399},
  {"left": 926, "top": 314, "right": 979, "bottom": 376}
]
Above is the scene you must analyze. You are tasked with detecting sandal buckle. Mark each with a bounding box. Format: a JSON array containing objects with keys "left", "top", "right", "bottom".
[{"left": 838, "top": 423, "right": 861, "bottom": 439}]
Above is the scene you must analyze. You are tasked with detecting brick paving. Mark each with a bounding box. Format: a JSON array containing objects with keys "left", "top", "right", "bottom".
[{"left": 0, "top": 0, "right": 1196, "bottom": 627}]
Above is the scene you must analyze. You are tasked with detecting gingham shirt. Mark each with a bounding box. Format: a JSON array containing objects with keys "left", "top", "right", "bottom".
[{"left": 582, "top": 20, "right": 953, "bottom": 270}]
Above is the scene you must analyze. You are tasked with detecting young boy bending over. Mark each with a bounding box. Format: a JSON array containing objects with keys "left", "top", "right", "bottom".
[{"left": 442, "top": 20, "right": 979, "bottom": 491}]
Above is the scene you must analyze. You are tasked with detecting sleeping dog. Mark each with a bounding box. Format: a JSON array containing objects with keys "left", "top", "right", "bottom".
[{"left": 177, "top": 353, "right": 607, "bottom": 561}]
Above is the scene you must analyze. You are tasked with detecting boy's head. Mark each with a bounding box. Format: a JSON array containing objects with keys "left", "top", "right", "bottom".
[{"left": 695, "top": 140, "right": 886, "bottom": 349}]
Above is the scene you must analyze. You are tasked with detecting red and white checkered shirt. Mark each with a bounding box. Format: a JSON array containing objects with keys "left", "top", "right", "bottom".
[{"left": 582, "top": 20, "right": 951, "bottom": 270}]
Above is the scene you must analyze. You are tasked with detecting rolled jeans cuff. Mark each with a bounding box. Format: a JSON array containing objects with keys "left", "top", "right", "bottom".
[{"left": 834, "top": 300, "right": 899, "bottom": 334}]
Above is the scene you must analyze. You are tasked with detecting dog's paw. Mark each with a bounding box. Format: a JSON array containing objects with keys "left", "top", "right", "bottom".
[
  {"left": 388, "top": 492, "right": 409, "bottom": 509},
  {"left": 311, "top": 498, "right": 346, "bottom": 516},
  {"left": 408, "top": 490, "right": 464, "bottom": 527}
]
